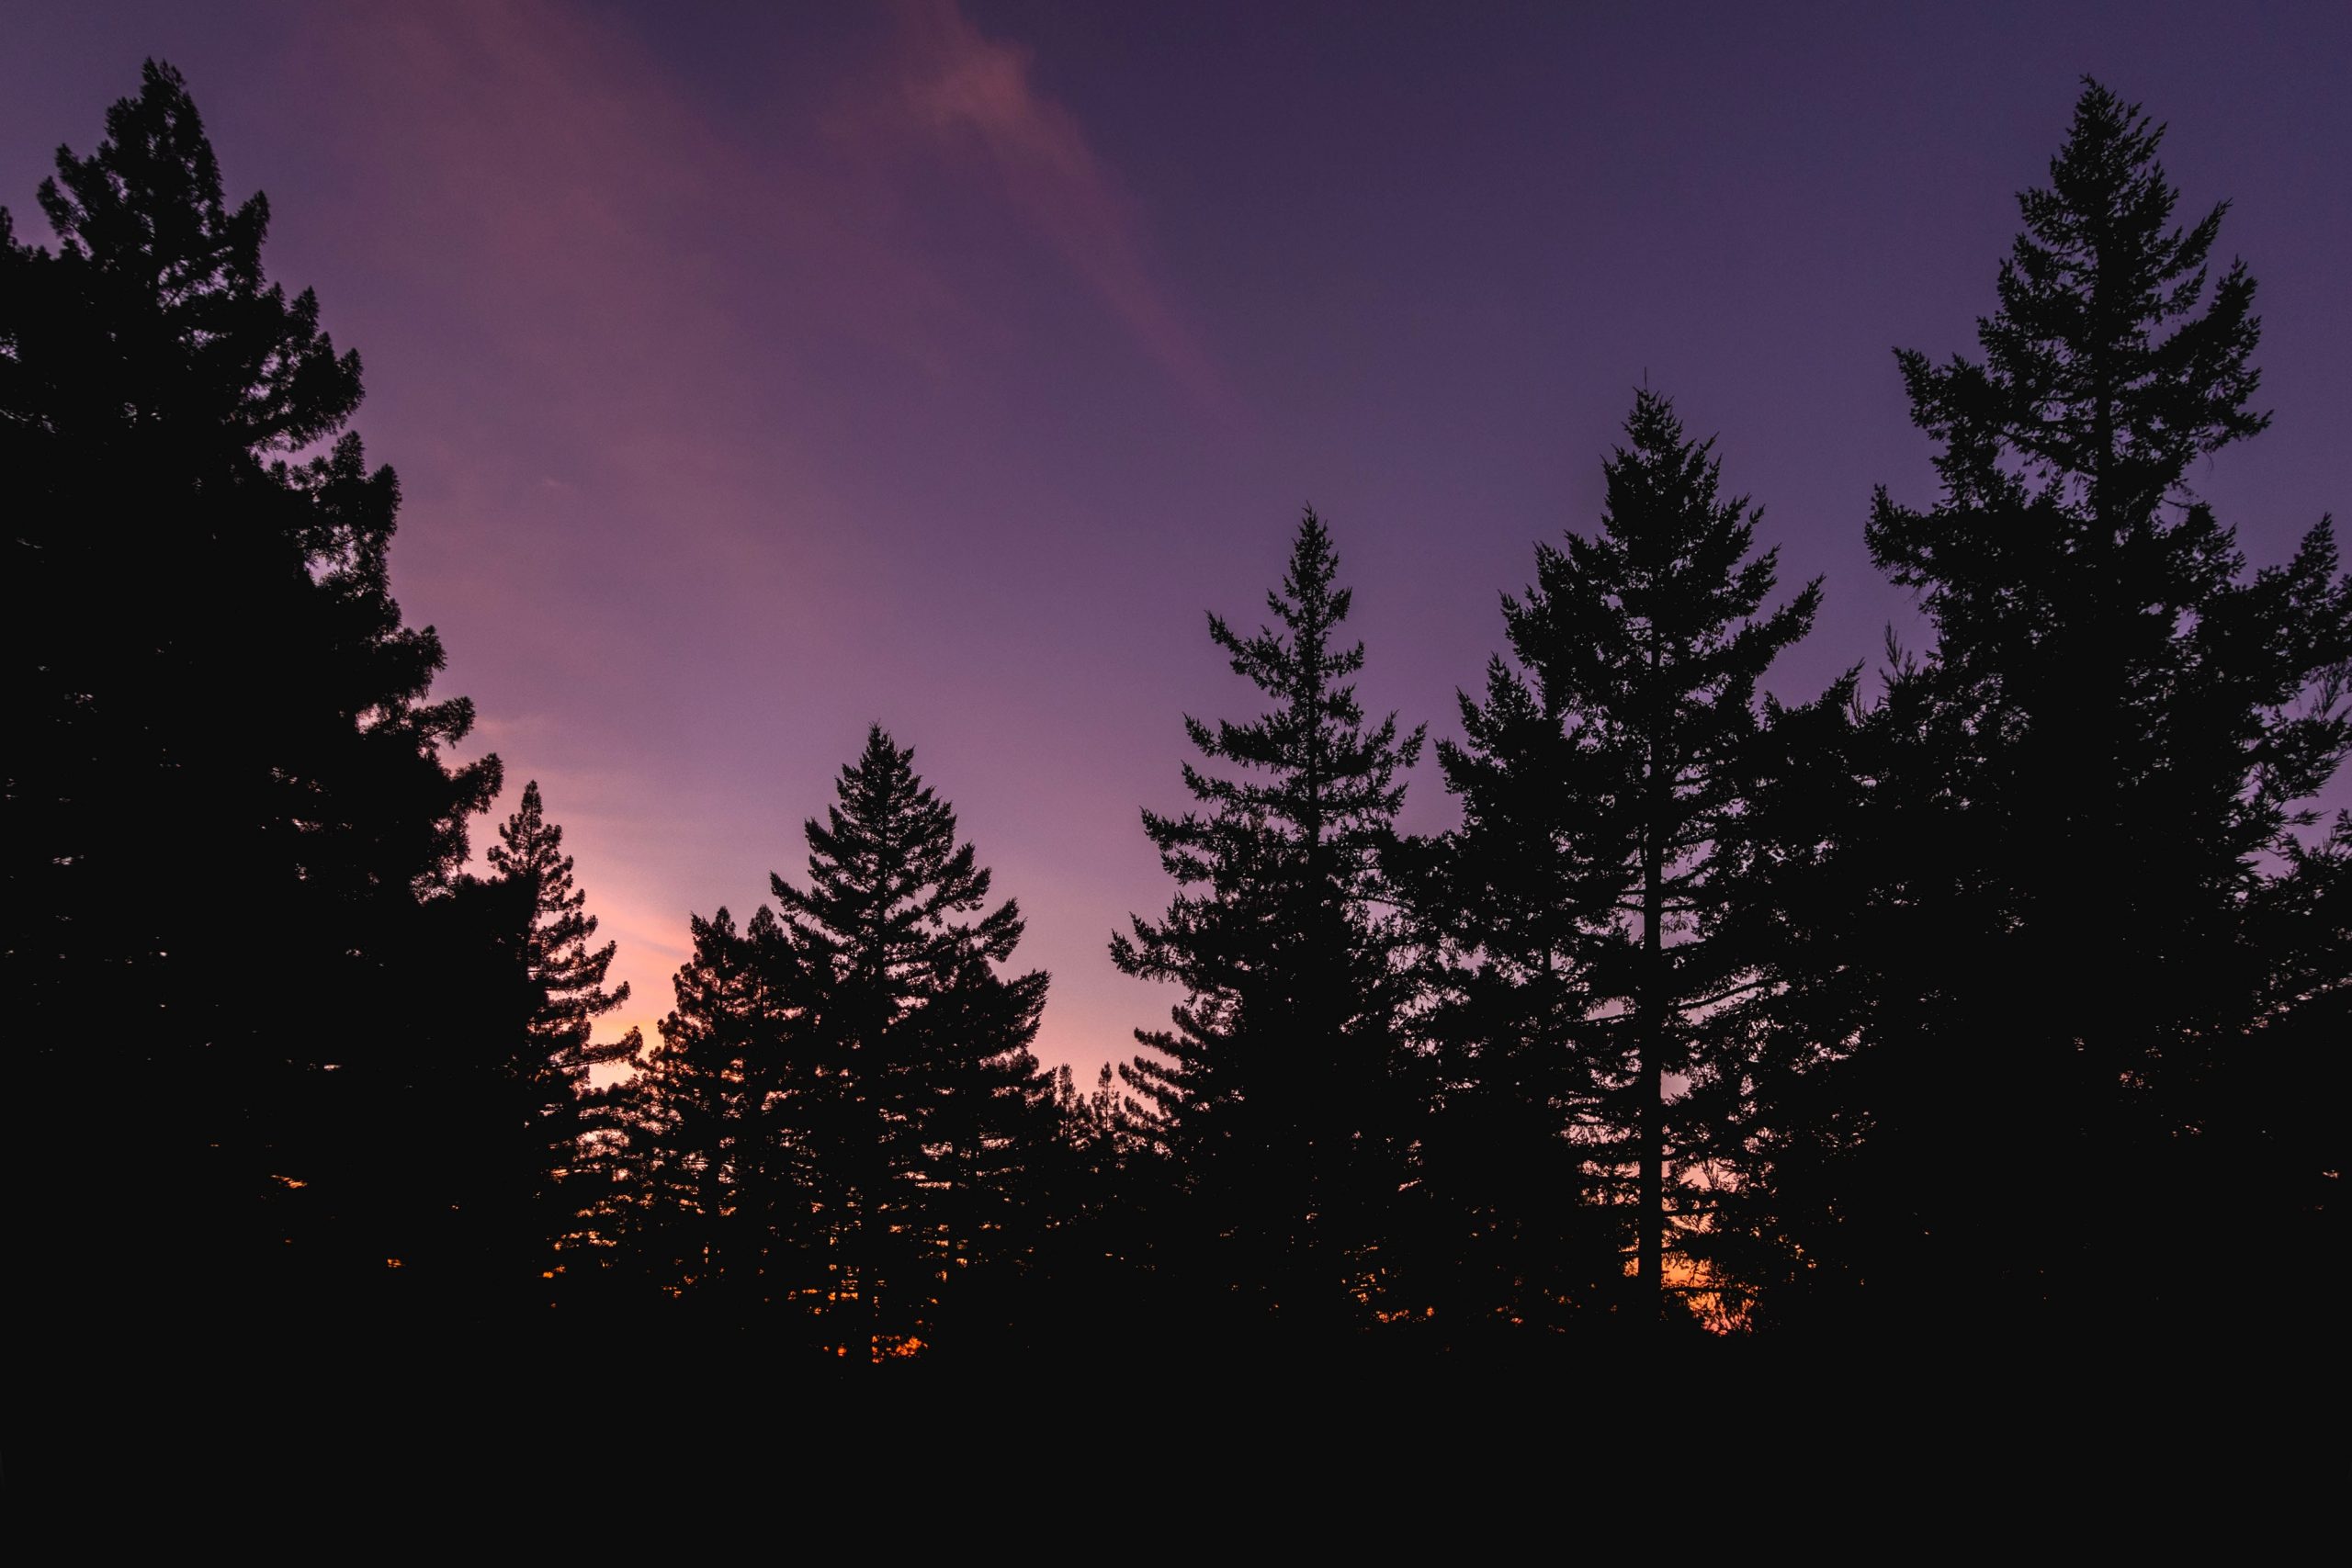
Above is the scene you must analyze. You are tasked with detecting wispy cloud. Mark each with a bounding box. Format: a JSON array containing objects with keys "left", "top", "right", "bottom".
[{"left": 876, "top": 0, "right": 1223, "bottom": 402}]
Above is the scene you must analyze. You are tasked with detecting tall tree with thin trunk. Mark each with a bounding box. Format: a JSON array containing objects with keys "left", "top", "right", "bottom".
[
  {"left": 1114, "top": 510, "right": 1423, "bottom": 1335},
  {"left": 1448, "top": 390, "right": 1821, "bottom": 1318},
  {"left": 477, "top": 781, "right": 639, "bottom": 1289},
  {"left": 770, "top": 728, "right": 1053, "bottom": 1354}
]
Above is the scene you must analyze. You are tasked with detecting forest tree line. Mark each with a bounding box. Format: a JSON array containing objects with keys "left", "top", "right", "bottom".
[{"left": 7, "top": 65, "right": 2344, "bottom": 1365}]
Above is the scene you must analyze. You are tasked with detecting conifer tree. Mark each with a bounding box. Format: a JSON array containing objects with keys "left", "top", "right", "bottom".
[
  {"left": 1114, "top": 510, "right": 1423, "bottom": 1333},
  {"left": 2, "top": 62, "right": 498, "bottom": 1319},
  {"left": 602, "top": 731, "right": 1051, "bottom": 1353},
  {"left": 767, "top": 727, "right": 1052, "bottom": 1356},
  {"left": 1773, "top": 79, "right": 2351, "bottom": 1333},
  {"left": 624, "top": 908, "right": 776, "bottom": 1307},
  {"left": 476, "top": 782, "right": 640, "bottom": 1290},
  {"left": 1434, "top": 391, "right": 1824, "bottom": 1321},
  {"left": 488, "top": 783, "right": 637, "bottom": 1086}
]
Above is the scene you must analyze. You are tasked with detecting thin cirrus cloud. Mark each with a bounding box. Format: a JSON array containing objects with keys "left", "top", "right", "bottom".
[
  {"left": 314, "top": 0, "right": 1224, "bottom": 409},
  {"left": 294, "top": 0, "right": 1216, "bottom": 542},
  {"left": 870, "top": 0, "right": 1225, "bottom": 405},
  {"left": 294, "top": 1, "right": 956, "bottom": 452}
]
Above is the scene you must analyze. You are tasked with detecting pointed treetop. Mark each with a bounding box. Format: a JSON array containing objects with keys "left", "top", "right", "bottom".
[
  {"left": 1177, "top": 508, "right": 1422, "bottom": 846},
  {"left": 28, "top": 58, "right": 364, "bottom": 456},
  {"left": 772, "top": 725, "right": 1025, "bottom": 982},
  {"left": 1893, "top": 75, "right": 2265, "bottom": 522},
  {"left": 1508, "top": 389, "right": 1819, "bottom": 728},
  {"left": 488, "top": 780, "right": 631, "bottom": 1068}
]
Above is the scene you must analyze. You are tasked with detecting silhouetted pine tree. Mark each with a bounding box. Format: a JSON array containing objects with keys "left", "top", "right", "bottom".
[
  {"left": 1430, "top": 390, "right": 1823, "bottom": 1324},
  {"left": 766, "top": 727, "right": 1052, "bottom": 1357},
  {"left": 475, "top": 781, "right": 640, "bottom": 1295},
  {"left": 1114, "top": 511, "right": 1424, "bottom": 1339},
  {"left": 580, "top": 734, "right": 1052, "bottom": 1358},
  {"left": 577, "top": 907, "right": 776, "bottom": 1316},
  {"left": 1, "top": 62, "right": 498, "bottom": 1325},
  {"left": 1765, "top": 79, "right": 2350, "bottom": 1337}
]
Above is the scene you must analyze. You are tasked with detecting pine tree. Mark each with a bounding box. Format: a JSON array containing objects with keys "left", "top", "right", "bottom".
[
  {"left": 1435, "top": 390, "right": 1825, "bottom": 1322},
  {"left": 488, "top": 784, "right": 634, "bottom": 1079},
  {"left": 1114, "top": 510, "right": 1424, "bottom": 1337},
  {"left": 639, "top": 908, "right": 775, "bottom": 1307},
  {"left": 1783, "top": 79, "right": 2351, "bottom": 1334},
  {"left": 2, "top": 62, "right": 499, "bottom": 1322},
  {"left": 477, "top": 782, "right": 639, "bottom": 1289},
  {"left": 766, "top": 727, "right": 1052, "bottom": 1357},
  {"left": 578, "top": 733, "right": 1050, "bottom": 1357}
]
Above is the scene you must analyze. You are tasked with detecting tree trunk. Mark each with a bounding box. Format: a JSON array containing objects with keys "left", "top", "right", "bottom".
[{"left": 1638, "top": 826, "right": 1666, "bottom": 1315}]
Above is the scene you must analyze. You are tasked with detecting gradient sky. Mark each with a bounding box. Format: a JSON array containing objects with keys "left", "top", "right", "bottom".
[{"left": 6, "top": 1, "right": 2347, "bottom": 1083}]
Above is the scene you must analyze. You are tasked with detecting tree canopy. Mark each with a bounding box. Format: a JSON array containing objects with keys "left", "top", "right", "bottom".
[
  {"left": 4, "top": 61, "right": 499, "bottom": 1324},
  {"left": 1758, "top": 77, "right": 2352, "bottom": 1336},
  {"left": 5, "top": 63, "right": 2340, "bottom": 1371}
]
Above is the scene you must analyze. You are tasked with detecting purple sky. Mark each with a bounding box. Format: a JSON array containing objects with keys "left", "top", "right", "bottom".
[{"left": 7, "top": 2, "right": 2347, "bottom": 1082}]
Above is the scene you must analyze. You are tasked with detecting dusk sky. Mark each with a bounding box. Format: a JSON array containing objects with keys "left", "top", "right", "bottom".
[{"left": 6, "top": 1, "right": 2346, "bottom": 1084}]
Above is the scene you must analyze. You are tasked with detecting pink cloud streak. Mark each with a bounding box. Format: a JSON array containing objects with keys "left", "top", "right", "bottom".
[{"left": 881, "top": 0, "right": 1224, "bottom": 403}]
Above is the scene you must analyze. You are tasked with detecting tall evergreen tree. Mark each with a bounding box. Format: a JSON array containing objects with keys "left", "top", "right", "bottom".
[
  {"left": 1114, "top": 510, "right": 1424, "bottom": 1337},
  {"left": 767, "top": 727, "right": 1053, "bottom": 1356},
  {"left": 2, "top": 62, "right": 498, "bottom": 1322},
  {"left": 1430, "top": 390, "right": 1825, "bottom": 1322},
  {"left": 473, "top": 782, "right": 639, "bottom": 1292},
  {"left": 596, "top": 730, "right": 1052, "bottom": 1358},
  {"left": 1767, "top": 79, "right": 2350, "bottom": 1335},
  {"left": 487, "top": 783, "right": 636, "bottom": 1089},
  {"left": 613, "top": 907, "right": 775, "bottom": 1308}
]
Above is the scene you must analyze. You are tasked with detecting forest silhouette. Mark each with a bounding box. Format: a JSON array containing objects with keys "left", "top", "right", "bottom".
[{"left": 6, "top": 63, "right": 2345, "bottom": 1376}]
